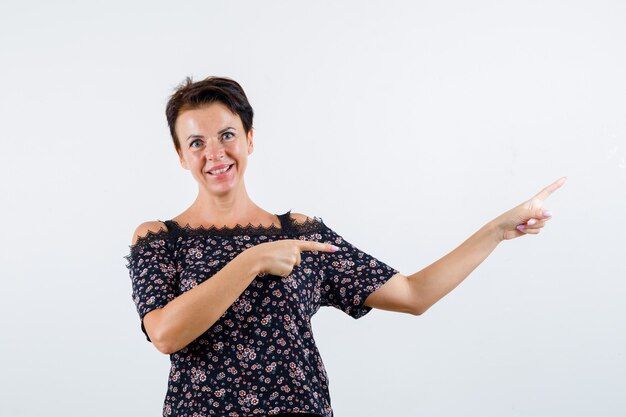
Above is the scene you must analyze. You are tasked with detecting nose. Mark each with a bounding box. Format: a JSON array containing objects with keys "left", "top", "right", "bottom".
[{"left": 204, "top": 137, "right": 225, "bottom": 161}]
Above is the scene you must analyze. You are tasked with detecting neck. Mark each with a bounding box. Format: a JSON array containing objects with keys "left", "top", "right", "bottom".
[{"left": 189, "top": 181, "right": 264, "bottom": 226}]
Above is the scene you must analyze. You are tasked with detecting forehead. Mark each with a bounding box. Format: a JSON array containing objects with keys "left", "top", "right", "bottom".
[{"left": 176, "top": 102, "right": 242, "bottom": 133}]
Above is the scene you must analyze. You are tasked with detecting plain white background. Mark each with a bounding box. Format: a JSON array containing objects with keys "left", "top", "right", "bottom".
[{"left": 1, "top": 1, "right": 625, "bottom": 416}]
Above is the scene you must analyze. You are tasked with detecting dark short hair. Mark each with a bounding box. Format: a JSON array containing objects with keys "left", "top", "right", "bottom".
[{"left": 165, "top": 76, "right": 254, "bottom": 154}]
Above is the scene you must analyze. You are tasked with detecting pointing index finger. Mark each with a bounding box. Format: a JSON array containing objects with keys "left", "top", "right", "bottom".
[
  {"left": 296, "top": 240, "right": 339, "bottom": 253},
  {"left": 533, "top": 176, "right": 567, "bottom": 201}
]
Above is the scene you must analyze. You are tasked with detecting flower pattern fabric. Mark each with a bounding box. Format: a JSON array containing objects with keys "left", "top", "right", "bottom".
[{"left": 124, "top": 211, "right": 399, "bottom": 417}]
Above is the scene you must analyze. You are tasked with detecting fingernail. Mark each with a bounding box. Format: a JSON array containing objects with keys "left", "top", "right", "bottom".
[
  {"left": 330, "top": 245, "right": 340, "bottom": 251},
  {"left": 527, "top": 219, "right": 537, "bottom": 226},
  {"left": 543, "top": 210, "right": 552, "bottom": 217},
  {"left": 517, "top": 225, "right": 526, "bottom": 231}
]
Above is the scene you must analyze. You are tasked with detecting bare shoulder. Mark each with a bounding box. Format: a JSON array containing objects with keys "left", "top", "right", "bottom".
[
  {"left": 290, "top": 212, "right": 314, "bottom": 223},
  {"left": 131, "top": 221, "right": 168, "bottom": 245}
]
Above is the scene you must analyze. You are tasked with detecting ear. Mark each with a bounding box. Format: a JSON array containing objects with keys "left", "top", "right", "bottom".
[{"left": 247, "top": 128, "right": 254, "bottom": 155}]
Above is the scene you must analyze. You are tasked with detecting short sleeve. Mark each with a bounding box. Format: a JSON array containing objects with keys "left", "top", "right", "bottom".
[
  {"left": 123, "top": 229, "right": 178, "bottom": 342},
  {"left": 318, "top": 222, "right": 399, "bottom": 319}
]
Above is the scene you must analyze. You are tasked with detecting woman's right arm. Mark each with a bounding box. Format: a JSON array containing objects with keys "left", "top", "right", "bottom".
[
  {"left": 143, "top": 248, "right": 259, "bottom": 355},
  {"left": 131, "top": 222, "right": 262, "bottom": 355},
  {"left": 132, "top": 222, "right": 337, "bottom": 355}
]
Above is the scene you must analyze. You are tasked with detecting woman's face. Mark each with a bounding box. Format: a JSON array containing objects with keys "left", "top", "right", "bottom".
[{"left": 175, "top": 102, "right": 253, "bottom": 197}]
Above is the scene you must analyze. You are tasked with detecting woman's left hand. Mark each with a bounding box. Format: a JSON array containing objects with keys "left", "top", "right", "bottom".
[{"left": 493, "top": 176, "right": 567, "bottom": 241}]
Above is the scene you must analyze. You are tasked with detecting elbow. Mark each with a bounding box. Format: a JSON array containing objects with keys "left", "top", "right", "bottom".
[
  {"left": 154, "top": 340, "right": 175, "bottom": 355},
  {"left": 410, "top": 307, "right": 424, "bottom": 316},
  {"left": 410, "top": 301, "right": 431, "bottom": 316},
  {"left": 408, "top": 283, "right": 434, "bottom": 316},
  {"left": 151, "top": 328, "right": 181, "bottom": 355},
  {"left": 159, "top": 346, "right": 176, "bottom": 355},
  {"left": 153, "top": 333, "right": 180, "bottom": 355},
  {"left": 407, "top": 276, "right": 430, "bottom": 316},
  {"left": 146, "top": 325, "right": 177, "bottom": 355},
  {"left": 143, "top": 309, "right": 178, "bottom": 354}
]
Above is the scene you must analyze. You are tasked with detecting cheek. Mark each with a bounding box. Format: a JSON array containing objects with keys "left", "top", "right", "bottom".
[
  {"left": 227, "top": 142, "right": 245, "bottom": 156},
  {"left": 184, "top": 153, "right": 205, "bottom": 170}
]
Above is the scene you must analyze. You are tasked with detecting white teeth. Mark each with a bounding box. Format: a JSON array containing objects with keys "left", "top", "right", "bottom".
[{"left": 209, "top": 165, "right": 231, "bottom": 175}]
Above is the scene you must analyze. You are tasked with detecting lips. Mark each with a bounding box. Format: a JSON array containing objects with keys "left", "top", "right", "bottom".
[
  {"left": 206, "top": 164, "right": 234, "bottom": 175},
  {"left": 207, "top": 163, "right": 231, "bottom": 172}
]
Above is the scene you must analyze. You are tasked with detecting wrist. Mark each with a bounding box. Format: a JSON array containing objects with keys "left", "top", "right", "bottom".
[
  {"left": 485, "top": 218, "right": 505, "bottom": 244},
  {"left": 238, "top": 246, "right": 262, "bottom": 277}
]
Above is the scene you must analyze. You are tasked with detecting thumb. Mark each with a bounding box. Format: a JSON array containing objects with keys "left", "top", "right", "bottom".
[{"left": 535, "top": 208, "right": 553, "bottom": 219}]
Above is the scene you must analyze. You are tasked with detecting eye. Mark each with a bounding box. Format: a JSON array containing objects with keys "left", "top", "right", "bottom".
[
  {"left": 190, "top": 139, "right": 203, "bottom": 148},
  {"left": 222, "top": 131, "right": 235, "bottom": 140}
]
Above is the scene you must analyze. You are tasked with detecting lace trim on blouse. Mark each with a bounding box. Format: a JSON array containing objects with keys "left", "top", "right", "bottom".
[{"left": 124, "top": 210, "right": 328, "bottom": 265}]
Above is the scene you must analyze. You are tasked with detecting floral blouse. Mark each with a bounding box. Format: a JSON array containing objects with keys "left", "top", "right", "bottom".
[{"left": 124, "top": 211, "right": 399, "bottom": 417}]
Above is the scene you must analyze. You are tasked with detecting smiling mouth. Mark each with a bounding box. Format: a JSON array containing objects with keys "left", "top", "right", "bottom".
[{"left": 207, "top": 164, "right": 234, "bottom": 175}]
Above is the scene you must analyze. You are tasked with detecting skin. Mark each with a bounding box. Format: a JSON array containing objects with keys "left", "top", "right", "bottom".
[
  {"left": 172, "top": 102, "right": 335, "bottom": 278},
  {"left": 363, "top": 176, "right": 567, "bottom": 315},
  {"left": 131, "top": 101, "right": 567, "bottom": 352},
  {"left": 132, "top": 103, "right": 338, "bottom": 353},
  {"left": 174, "top": 102, "right": 259, "bottom": 225}
]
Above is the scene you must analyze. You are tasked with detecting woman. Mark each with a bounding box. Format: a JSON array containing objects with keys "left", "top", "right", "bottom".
[{"left": 124, "top": 76, "right": 566, "bottom": 417}]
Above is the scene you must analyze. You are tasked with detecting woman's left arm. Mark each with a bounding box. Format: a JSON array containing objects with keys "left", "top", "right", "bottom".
[{"left": 364, "top": 177, "right": 567, "bottom": 315}]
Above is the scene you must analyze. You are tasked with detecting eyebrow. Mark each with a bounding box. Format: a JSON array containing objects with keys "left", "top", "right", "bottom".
[{"left": 186, "top": 127, "right": 236, "bottom": 142}]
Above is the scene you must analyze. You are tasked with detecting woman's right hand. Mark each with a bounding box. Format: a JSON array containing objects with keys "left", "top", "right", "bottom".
[{"left": 244, "top": 239, "right": 339, "bottom": 278}]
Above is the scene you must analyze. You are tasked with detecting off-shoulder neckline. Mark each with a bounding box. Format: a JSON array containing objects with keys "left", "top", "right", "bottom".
[
  {"left": 166, "top": 213, "right": 285, "bottom": 234},
  {"left": 127, "top": 211, "right": 327, "bottom": 252}
]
